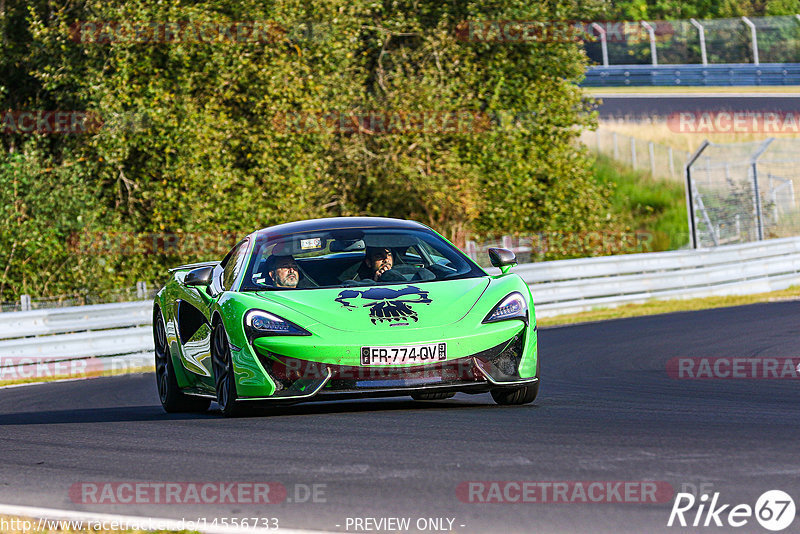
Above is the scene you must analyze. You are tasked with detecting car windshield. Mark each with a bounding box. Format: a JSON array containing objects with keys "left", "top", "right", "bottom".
[{"left": 240, "top": 227, "right": 485, "bottom": 291}]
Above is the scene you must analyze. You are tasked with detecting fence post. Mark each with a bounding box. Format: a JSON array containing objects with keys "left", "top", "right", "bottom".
[
  {"left": 685, "top": 140, "right": 711, "bottom": 249},
  {"left": 689, "top": 18, "right": 708, "bottom": 66},
  {"left": 769, "top": 175, "right": 779, "bottom": 224},
  {"left": 136, "top": 281, "right": 147, "bottom": 300},
  {"left": 668, "top": 146, "right": 675, "bottom": 178},
  {"left": 742, "top": 17, "right": 759, "bottom": 65},
  {"left": 631, "top": 137, "right": 637, "bottom": 168},
  {"left": 590, "top": 22, "right": 609, "bottom": 66},
  {"left": 612, "top": 132, "right": 619, "bottom": 159},
  {"left": 750, "top": 138, "right": 774, "bottom": 241},
  {"left": 648, "top": 142, "right": 656, "bottom": 177},
  {"left": 20, "top": 294, "right": 32, "bottom": 311},
  {"left": 641, "top": 21, "right": 658, "bottom": 66}
]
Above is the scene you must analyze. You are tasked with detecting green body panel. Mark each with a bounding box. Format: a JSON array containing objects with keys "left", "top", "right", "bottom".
[
  {"left": 155, "top": 255, "right": 538, "bottom": 400},
  {"left": 155, "top": 272, "right": 213, "bottom": 391}
]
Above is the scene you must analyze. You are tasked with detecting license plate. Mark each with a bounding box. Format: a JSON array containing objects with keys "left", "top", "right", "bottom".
[{"left": 361, "top": 343, "right": 446, "bottom": 366}]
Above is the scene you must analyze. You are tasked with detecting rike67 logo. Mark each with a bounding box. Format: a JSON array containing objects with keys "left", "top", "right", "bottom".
[{"left": 668, "top": 490, "right": 796, "bottom": 531}]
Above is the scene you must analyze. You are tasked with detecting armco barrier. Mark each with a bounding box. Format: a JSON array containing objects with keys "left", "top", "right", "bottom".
[
  {"left": 0, "top": 237, "right": 798, "bottom": 368},
  {"left": 518, "top": 236, "right": 800, "bottom": 316},
  {"left": 0, "top": 301, "right": 154, "bottom": 377},
  {"left": 582, "top": 63, "right": 800, "bottom": 87}
]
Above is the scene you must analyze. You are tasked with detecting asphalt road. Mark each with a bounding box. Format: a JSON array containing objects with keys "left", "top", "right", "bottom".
[
  {"left": 1, "top": 301, "right": 799, "bottom": 533},
  {"left": 593, "top": 93, "right": 800, "bottom": 118}
]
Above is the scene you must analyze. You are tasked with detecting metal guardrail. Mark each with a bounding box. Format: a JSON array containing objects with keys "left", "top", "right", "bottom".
[
  {"left": 522, "top": 237, "right": 800, "bottom": 316},
  {"left": 1, "top": 237, "right": 798, "bottom": 368},
  {"left": 582, "top": 63, "right": 800, "bottom": 86},
  {"left": 0, "top": 301, "right": 151, "bottom": 339}
]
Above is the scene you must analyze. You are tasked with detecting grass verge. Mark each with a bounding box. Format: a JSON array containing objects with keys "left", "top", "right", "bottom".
[
  {"left": 537, "top": 285, "right": 800, "bottom": 327},
  {"left": 596, "top": 118, "right": 800, "bottom": 154}
]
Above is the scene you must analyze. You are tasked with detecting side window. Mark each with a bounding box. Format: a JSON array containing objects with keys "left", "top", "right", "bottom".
[{"left": 222, "top": 240, "right": 249, "bottom": 291}]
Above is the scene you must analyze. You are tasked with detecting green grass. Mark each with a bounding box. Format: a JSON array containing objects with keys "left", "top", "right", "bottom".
[{"left": 593, "top": 153, "right": 689, "bottom": 251}]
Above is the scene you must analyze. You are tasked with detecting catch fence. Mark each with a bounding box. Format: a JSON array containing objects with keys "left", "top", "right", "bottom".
[
  {"left": 581, "top": 128, "right": 691, "bottom": 182},
  {"left": 686, "top": 138, "right": 800, "bottom": 247},
  {"left": 584, "top": 15, "right": 800, "bottom": 66}
]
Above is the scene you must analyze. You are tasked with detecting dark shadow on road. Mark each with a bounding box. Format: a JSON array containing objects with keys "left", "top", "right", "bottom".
[{"left": 0, "top": 396, "right": 533, "bottom": 425}]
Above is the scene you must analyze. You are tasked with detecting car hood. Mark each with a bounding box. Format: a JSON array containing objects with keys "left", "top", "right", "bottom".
[{"left": 256, "top": 278, "right": 490, "bottom": 332}]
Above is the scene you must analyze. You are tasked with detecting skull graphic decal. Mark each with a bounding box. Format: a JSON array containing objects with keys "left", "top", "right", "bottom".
[{"left": 335, "top": 286, "right": 433, "bottom": 324}]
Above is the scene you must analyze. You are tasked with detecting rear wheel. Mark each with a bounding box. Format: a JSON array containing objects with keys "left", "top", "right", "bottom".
[
  {"left": 212, "top": 321, "right": 247, "bottom": 417},
  {"left": 490, "top": 381, "right": 539, "bottom": 405},
  {"left": 154, "top": 309, "right": 210, "bottom": 413},
  {"left": 411, "top": 392, "right": 456, "bottom": 401}
]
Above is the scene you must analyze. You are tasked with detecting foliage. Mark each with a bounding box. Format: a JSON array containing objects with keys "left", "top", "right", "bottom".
[
  {"left": 593, "top": 154, "right": 689, "bottom": 251},
  {"left": 0, "top": 0, "right": 615, "bottom": 300},
  {"left": 0, "top": 150, "right": 106, "bottom": 299}
]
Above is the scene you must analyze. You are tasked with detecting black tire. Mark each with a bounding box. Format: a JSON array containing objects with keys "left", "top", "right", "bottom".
[
  {"left": 154, "top": 309, "right": 210, "bottom": 413},
  {"left": 411, "top": 392, "right": 456, "bottom": 401},
  {"left": 212, "top": 321, "right": 247, "bottom": 417},
  {"left": 490, "top": 381, "right": 539, "bottom": 405}
]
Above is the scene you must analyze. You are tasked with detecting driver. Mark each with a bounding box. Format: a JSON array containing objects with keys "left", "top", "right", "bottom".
[{"left": 267, "top": 255, "right": 301, "bottom": 288}]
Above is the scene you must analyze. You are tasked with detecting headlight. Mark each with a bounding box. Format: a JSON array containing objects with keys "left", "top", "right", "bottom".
[
  {"left": 482, "top": 292, "right": 528, "bottom": 324},
  {"left": 244, "top": 310, "right": 311, "bottom": 341}
]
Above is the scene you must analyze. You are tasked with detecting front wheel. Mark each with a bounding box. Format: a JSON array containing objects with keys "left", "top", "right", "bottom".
[
  {"left": 212, "top": 322, "right": 247, "bottom": 417},
  {"left": 154, "top": 309, "right": 210, "bottom": 413},
  {"left": 490, "top": 381, "right": 539, "bottom": 405}
]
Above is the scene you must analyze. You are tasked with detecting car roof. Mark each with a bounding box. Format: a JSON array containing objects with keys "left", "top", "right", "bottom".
[{"left": 250, "top": 217, "right": 431, "bottom": 238}]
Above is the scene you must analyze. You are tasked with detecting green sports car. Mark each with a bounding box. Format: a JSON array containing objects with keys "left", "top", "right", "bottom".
[{"left": 153, "top": 217, "right": 538, "bottom": 416}]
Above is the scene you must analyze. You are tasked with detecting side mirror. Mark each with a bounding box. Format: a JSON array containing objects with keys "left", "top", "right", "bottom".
[
  {"left": 185, "top": 266, "right": 214, "bottom": 287},
  {"left": 488, "top": 248, "right": 517, "bottom": 274}
]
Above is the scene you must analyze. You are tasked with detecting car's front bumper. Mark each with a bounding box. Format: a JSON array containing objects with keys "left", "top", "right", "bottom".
[{"left": 234, "top": 325, "right": 537, "bottom": 404}]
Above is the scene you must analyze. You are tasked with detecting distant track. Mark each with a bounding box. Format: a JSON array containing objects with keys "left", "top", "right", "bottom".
[
  {"left": 593, "top": 94, "right": 800, "bottom": 118},
  {"left": 1, "top": 301, "right": 799, "bottom": 533}
]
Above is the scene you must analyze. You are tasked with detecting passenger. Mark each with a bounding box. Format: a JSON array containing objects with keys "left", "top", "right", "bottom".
[{"left": 361, "top": 247, "right": 396, "bottom": 281}]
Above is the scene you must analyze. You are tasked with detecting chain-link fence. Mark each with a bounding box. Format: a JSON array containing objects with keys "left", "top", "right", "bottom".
[
  {"left": 584, "top": 15, "right": 800, "bottom": 66},
  {"left": 0, "top": 282, "right": 156, "bottom": 312},
  {"left": 687, "top": 138, "right": 800, "bottom": 247},
  {"left": 581, "top": 128, "right": 691, "bottom": 182}
]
